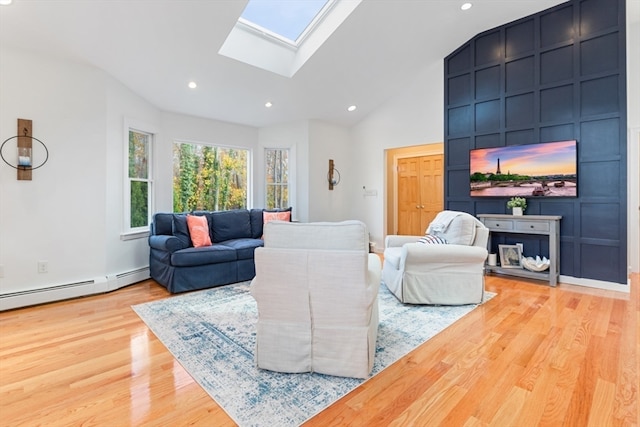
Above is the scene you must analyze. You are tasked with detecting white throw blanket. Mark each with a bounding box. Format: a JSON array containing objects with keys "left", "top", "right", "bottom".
[{"left": 427, "top": 210, "right": 462, "bottom": 234}]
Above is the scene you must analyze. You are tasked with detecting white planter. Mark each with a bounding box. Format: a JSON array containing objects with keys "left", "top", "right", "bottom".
[{"left": 512, "top": 207, "right": 523, "bottom": 216}]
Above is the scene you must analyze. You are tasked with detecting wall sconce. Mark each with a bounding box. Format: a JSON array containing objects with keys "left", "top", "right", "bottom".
[
  {"left": 328, "top": 159, "right": 341, "bottom": 190},
  {"left": 0, "top": 118, "right": 49, "bottom": 180}
]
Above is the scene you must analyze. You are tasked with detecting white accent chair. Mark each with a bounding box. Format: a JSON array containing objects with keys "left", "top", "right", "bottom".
[
  {"left": 382, "top": 211, "right": 489, "bottom": 305},
  {"left": 250, "top": 220, "right": 381, "bottom": 379}
]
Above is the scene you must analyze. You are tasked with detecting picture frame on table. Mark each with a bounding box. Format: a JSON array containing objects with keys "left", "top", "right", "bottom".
[{"left": 499, "top": 244, "right": 522, "bottom": 268}]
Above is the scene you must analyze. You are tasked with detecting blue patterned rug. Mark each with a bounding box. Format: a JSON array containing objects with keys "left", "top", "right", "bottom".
[{"left": 133, "top": 282, "right": 492, "bottom": 427}]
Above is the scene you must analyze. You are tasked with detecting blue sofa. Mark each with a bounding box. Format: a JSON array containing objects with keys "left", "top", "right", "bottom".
[{"left": 149, "top": 208, "right": 290, "bottom": 293}]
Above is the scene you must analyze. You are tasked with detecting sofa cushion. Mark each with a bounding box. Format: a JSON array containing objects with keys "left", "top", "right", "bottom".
[
  {"left": 171, "top": 245, "right": 237, "bottom": 267},
  {"left": 173, "top": 214, "right": 192, "bottom": 247},
  {"left": 250, "top": 209, "right": 265, "bottom": 238},
  {"left": 211, "top": 209, "right": 252, "bottom": 243},
  {"left": 220, "top": 238, "right": 264, "bottom": 260},
  {"left": 153, "top": 213, "right": 174, "bottom": 236},
  {"left": 187, "top": 214, "right": 212, "bottom": 247}
]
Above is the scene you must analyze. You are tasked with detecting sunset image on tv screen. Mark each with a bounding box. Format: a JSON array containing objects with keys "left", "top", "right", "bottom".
[{"left": 470, "top": 140, "right": 577, "bottom": 197}]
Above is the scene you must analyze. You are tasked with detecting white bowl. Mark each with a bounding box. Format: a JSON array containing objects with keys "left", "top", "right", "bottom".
[{"left": 522, "top": 256, "right": 550, "bottom": 272}]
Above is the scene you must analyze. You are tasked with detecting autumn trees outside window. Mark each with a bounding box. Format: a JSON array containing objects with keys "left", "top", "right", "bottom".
[
  {"left": 265, "top": 148, "right": 289, "bottom": 209},
  {"left": 172, "top": 142, "right": 249, "bottom": 213},
  {"left": 128, "top": 129, "right": 153, "bottom": 230}
]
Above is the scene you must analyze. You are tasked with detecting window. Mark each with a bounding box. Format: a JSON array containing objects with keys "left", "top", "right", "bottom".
[
  {"left": 173, "top": 142, "right": 249, "bottom": 212},
  {"left": 265, "top": 148, "right": 289, "bottom": 209},
  {"left": 127, "top": 129, "right": 153, "bottom": 231},
  {"left": 240, "top": 0, "right": 332, "bottom": 45}
]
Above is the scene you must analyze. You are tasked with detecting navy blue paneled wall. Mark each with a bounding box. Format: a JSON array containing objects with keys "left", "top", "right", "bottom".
[{"left": 444, "top": 0, "right": 627, "bottom": 284}]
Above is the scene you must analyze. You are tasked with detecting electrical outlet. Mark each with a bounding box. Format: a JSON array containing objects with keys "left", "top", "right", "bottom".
[{"left": 37, "top": 261, "right": 48, "bottom": 274}]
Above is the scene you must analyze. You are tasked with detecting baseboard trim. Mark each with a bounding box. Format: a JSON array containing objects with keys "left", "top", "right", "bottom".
[
  {"left": 0, "top": 267, "right": 150, "bottom": 311},
  {"left": 559, "top": 275, "right": 630, "bottom": 293}
]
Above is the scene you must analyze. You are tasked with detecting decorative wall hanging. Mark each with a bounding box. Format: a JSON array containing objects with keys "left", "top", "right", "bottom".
[
  {"left": 328, "top": 159, "right": 340, "bottom": 190},
  {"left": 0, "top": 118, "right": 49, "bottom": 180}
]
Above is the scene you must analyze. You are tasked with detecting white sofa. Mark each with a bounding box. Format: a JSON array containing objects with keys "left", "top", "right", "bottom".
[
  {"left": 250, "top": 220, "right": 381, "bottom": 379},
  {"left": 382, "top": 211, "right": 489, "bottom": 305}
]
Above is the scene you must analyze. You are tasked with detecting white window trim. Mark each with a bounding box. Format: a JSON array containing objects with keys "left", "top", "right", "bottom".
[{"left": 122, "top": 118, "right": 156, "bottom": 239}]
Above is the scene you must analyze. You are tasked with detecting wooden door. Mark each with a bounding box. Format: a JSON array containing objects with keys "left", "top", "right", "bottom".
[
  {"left": 397, "top": 154, "right": 444, "bottom": 235},
  {"left": 397, "top": 157, "right": 420, "bottom": 235},
  {"left": 419, "top": 155, "right": 443, "bottom": 232}
]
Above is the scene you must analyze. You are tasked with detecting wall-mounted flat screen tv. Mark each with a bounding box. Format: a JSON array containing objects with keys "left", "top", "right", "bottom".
[{"left": 470, "top": 140, "right": 577, "bottom": 198}]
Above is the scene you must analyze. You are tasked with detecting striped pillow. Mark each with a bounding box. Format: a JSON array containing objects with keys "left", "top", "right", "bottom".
[{"left": 418, "top": 234, "right": 448, "bottom": 244}]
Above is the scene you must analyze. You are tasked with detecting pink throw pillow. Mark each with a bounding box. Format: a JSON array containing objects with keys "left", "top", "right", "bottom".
[
  {"left": 262, "top": 211, "right": 291, "bottom": 239},
  {"left": 263, "top": 210, "right": 291, "bottom": 224},
  {"left": 186, "top": 214, "right": 212, "bottom": 247}
]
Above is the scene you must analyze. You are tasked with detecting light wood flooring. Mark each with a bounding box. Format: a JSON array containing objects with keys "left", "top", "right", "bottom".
[{"left": 1, "top": 274, "right": 638, "bottom": 426}]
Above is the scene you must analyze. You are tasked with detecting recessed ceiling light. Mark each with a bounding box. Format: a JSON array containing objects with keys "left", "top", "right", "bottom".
[
  {"left": 0, "top": 0, "right": 13, "bottom": 5},
  {"left": 265, "top": 101, "right": 273, "bottom": 108},
  {"left": 461, "top": 3, "right": 472, "bottom": 10},
  {"left": 347, "top": 105, "right": 357, "bottom": 112},
  {"left": 188, "top": 81, "right": 197, "bottom": 89}
]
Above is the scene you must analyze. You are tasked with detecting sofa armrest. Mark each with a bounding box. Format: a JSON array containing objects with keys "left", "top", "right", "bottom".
[
  {"left": 367, "top": 253, "right": 382, "bottom": 289},
  {"left": 385, "top": 235, "right": 422, "bottom": 248},
  {"left": 149, "top": 235, "right": 188, "bottom": 253},
  {"left": 366, "top": 253, "right": 382, "bottom": 305}
]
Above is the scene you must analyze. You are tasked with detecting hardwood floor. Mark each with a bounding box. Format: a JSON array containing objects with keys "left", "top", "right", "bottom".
[{"left": 1, "top": 274, "right": 637, "bottom": 426}]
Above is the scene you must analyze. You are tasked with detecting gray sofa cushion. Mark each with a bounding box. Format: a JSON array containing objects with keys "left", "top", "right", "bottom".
[
  {"left": 250, "top": 209, "right": 265, "bottom": 238},
  {"left": 153, "top": 213, "right": 174, "bottom": 235},
  {"left": 173, "top": 214, "right": 191, "bottom": 247},
  {"left": 171, "top": 245, "right": 237, "bottom": 267},
  {"left": 211, "top": 209, "right": 252, "bottom": 242},
  {"left": 220, "top": 238, "right": 264, "bottom": 260}
]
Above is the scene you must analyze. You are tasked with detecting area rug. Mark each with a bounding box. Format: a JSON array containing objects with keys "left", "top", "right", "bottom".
[{"left": 133, "top": 282, "right": 493, "bottom": 427}]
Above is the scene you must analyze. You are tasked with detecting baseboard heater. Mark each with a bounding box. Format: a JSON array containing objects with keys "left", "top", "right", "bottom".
[
  {"left": 0, "top": 279, "right": 103, "bottom": 311},
  {"left": 0, "top": 266, "right": 150, "bottom": 311},
  {"left": 107, "top": 267, "right": 150, "bottom": 291}
]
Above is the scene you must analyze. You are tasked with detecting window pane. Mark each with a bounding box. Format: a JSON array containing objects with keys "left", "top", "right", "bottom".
[
  {"left": 130, "top": 180, "right": 149, "bottom": 228},
  {"left": 265, "top": 149, "right": 289, "bottom": 209},
  {"left": 173, "top": 142, "right": 248, "bottom": 212},
  {"left": 129, "top": 130, "right": 149, "bottom": 179},
  {"left": 241, "top": 0, "right": 330, "bottom": 42}
]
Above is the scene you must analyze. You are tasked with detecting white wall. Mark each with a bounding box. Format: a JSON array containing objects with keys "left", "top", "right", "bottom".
[
  {"left": 350, "top": 60, "right": 445, "bottom": 247},
  {"left": 0, "top": 48, "right": 262, "bottom": 305},
  {"left": 105, "top": 78, "right": 161, "bottom": 276},
  {"left": 0, "top": 48, "right": 110, "bottom": 294},
  {"left": 308, "top": 120, "right": 352, "bottom": 222}
]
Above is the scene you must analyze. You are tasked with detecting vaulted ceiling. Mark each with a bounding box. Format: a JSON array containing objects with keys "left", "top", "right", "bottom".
[{"left": 0, "top": 0, "right": 565, "bottom": 128}]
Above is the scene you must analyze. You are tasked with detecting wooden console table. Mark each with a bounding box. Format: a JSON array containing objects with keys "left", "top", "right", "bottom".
[{"left": 478, "top": 214, "right": 561, "bottom": 287}]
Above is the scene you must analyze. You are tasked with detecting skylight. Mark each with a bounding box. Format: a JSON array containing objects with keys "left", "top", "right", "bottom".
[
  {"left": 219, "top": 0, "right": 361, "bottom": 78},
  {"left": 240, "top": 0, "right": 332, "bottom": 45}
]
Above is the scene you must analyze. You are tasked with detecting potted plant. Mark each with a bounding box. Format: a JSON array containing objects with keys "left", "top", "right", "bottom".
[{"left": 507, "top": 197, "right": 527, "bottom": 215}]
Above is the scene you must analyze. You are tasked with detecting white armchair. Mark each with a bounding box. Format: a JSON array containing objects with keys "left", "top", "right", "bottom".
[
  {"left": 250, "top": 220, "right": 381, "bottom": 379},
  {"left": 382, "top": 211, "right": 488, "bottom": 305}
]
